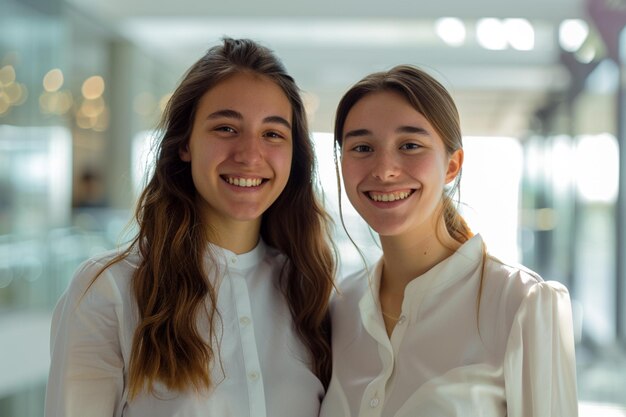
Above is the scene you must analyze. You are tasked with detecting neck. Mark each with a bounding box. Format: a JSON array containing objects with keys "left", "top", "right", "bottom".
[
  {"left": 208, "top": 218, "right": 261, "bottom": 254},
  {"left": 379, "top": 219, "right": 460, "bottom": 295}
]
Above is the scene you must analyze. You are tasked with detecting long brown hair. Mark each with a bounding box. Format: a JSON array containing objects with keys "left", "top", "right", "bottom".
[
  {"left": 334, "top": 65, "right": 473, "bottom": 245},
  {"left": 101, "top": 38, "right": 335, "bottom": 397},
  {"left": 333, "top": 65, "right": 487, "bottom": 315}
]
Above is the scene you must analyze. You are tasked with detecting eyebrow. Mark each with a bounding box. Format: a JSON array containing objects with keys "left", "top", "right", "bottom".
[
  {"left": 207, "top": 109, "right": 292, "bottom": 129},
  {"left": 343, "top": 129, "right": 371, "bottom": 139},
  {"left": 397, "top": 125, "right": 429, "bottom": 135},
  {"left": 344, "top": 125, "right": 430, "bottom": 139}
]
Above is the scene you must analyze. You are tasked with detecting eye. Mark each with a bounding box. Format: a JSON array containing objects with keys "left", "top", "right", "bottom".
[
  {"left": 264, "top": 130, "right": 287, "bottom": 140},
  {"left": 400, "top": 142, "right": 422, "bottom": 151},
  {"left": 214, "top": 125, "right": 237, "bottom": 134},
  {"left": 352, "top": 144, "right": 373, "bottom": 153}
]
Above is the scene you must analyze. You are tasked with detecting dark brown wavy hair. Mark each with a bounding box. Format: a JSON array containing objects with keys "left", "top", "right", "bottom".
[{"left": 100, "top": 38, "right": 335, "bottom": 398}]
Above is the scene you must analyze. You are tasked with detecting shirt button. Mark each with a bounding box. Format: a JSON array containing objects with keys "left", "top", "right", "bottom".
[
  {"left": 230, "top": 257, "right": 237, "bottom": 264},
  {"left": 248, "top": 371, "right": 259, "bottom": 381},
  {"left": 370, "top": 397, "right": 380, "bottom": 408},
  {"left": 239, "top": 316, "right": 251, "bottom": 326},
  {"left": 397, "top": 315, "right": 406, "bottom": 324}
]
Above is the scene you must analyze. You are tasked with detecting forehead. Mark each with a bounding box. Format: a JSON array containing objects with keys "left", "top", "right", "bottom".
[
  {"left": 197, "top": 71, "right": 292, "bottom": 115},
  {"left": 344, "top": 90, "right": 433, "bottom": 130}
]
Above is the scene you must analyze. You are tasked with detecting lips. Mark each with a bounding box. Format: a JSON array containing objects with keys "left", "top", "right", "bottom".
[
  {"left": 367, "top": 189, "right": 414, "bottom": 202},
  {"left": 222, "top": 176, "right": 265, "bottom": 188}
]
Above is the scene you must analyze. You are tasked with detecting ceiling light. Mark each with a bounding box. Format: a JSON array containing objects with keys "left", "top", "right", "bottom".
[
  {"left": 559, "top": 19, "right": 589, "bottom": 52},
  {"left": 504, "top": 19, "right": 535, "bottom": 51},
  {"left": 476, "top": 19, "right": 507, "bottom": 50},
  {"left": 435, "top": 17, "right": 466, "bottom": 47}
]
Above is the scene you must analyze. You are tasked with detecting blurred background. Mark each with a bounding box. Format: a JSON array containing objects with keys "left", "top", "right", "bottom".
[{"left": 1, "top": 0, "right": 626, "bottom": 415}]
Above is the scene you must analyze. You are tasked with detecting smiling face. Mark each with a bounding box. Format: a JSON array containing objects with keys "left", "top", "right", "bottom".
[
  {"left": 179, "top": 71, "right": 293, "bottom": 235},
  {"left": 340, "top": 90, "right": 462, "bottom": 239}
]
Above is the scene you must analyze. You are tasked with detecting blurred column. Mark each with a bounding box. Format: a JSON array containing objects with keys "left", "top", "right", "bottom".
[
  {"left": 588, "top": 0, "right": 626, "bottom": 342},
  {"left": 105, "top": 41, "right": 170, "bottom": 210},
  {"left": 558, "top": 52, "right": 600, "bottom": 297},
  {"left": 107, "top": 41, "right": 142, "bottom": 210},
  {"left": 106, "top": 41, "right": 136, "bottom": 209}
]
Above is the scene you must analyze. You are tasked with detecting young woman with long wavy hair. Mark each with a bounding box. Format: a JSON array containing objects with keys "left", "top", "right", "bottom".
[
  {"left": 319, "top": 65, "right": 578, "bottom": 417},
  {"left": 45, "top": 38, "right": 335, "bottom": 417}
]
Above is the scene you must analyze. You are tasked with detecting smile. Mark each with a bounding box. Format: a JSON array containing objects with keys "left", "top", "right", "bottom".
[
  {"left": 223, "top": 176, "right": 265, "bottom": 188},
  {"left": 367, "top": 190, "right": 414, "bottom": 202}
]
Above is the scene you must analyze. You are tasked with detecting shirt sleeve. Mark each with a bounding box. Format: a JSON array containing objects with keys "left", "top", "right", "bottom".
[
  {"left": 503, "top": 280, "right": 578, "bottom": 417},
  {"left": 44, "top": 260, "right": 126, "bottom": 417}
]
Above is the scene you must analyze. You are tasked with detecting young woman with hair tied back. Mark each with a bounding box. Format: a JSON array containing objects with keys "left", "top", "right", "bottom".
[
  {"left": 45, "top": 38, "right": 335, "bottom": 417},
  {"left": 319, "top": 65, "right": 578, "bottom": 417}
]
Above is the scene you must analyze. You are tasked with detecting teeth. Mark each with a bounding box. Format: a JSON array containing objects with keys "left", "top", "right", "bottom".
[
  {"left": 369, "top": 191, "right": 412, "bottom": 202},
  {"left": 225, "top": 177, "right": 263, "bottom": 187}
]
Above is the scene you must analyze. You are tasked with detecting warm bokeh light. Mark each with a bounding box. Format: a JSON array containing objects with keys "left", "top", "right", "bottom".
[
  {"left": 4, "top": 82, "right": 22, "bottom": 104},
  {"left": 93, "top": 108, "right": 110, "bottom": 132},
  {"left": 80, "top": 97, "right": 105, "bottom": 118},
  {"left": 55, "top": 91, "right": 73, "bottom": 115},
  {"left": 75, "top": 108, "right": 97, "bottom": 129},
  {"left": 81, "top": 75, "right": 105, "bottom": 99},
  {"left": 0, "top": 65, "right": 16, "bottom": 86},
  {"left": 39, "top": 91, "right": 73, "bottom": 115},
  {"left": 14, "top": 83, "right": 28, "bottom": 106},
  {"left": 0, "top": 96, "right": 10, "bottom": 114},
  {"left": 43, "top": 69, "right": 64, "bottom": 92}
]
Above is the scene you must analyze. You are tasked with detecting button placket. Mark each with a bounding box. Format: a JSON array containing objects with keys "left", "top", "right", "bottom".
[
  {"left": 369, "top": 397, "right": 380, "bottom": 408},
  {"left": 230, "top": 273, "right": 266, "bottom": 417}
]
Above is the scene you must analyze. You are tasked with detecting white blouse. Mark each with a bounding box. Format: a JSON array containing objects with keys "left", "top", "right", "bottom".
[
  {"left": 320, "top": 234, "right": 578, "bottom": 417},
  {"left": 45, "top": 239, "right": 323, "bottom": 417}
]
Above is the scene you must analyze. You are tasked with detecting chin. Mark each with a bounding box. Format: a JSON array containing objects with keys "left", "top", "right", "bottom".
[{"left": 366, "top": 221, "right": 408, "bottom": 237}]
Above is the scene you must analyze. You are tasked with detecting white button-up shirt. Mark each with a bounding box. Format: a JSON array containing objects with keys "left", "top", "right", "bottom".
[
  {"left": 320, "top": 234, "right": 578, "bottom": 417},
  {"left": 45, "top": 240, "right": 324, "bottom": 417}
]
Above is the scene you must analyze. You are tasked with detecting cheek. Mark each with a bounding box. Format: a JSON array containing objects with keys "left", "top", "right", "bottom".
[
  {"left": 412, "top": 156, "right": 446, "bottom": 181},
  {"left": 272, "top": 147, "right": 294, "bottom": 180}
]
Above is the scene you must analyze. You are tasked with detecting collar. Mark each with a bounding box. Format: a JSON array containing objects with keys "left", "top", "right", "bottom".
[
  {"left": 207, "top": 238, "right": 267, "bottom": 271},
  {"left": 359, "top": 234, "right": 484, "bottom": 330}
]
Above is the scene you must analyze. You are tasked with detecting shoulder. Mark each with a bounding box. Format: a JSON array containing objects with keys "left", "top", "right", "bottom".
[
  {"left": 63, "top": 246, "right": 139, "bottom": 306},
  {"left": 481, "top": 252, "right": 571, "bottom": 322},
  {"left": 483, "top": 253, "right": 543, "bottom": 297}
]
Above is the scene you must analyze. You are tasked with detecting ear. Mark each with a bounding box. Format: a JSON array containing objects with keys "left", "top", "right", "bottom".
[
  {"left": 179, "top": 143, "right": 191, "bottom": 162},
  {"left": 445, "top": 148, "right": 463, "bottom": 184}
]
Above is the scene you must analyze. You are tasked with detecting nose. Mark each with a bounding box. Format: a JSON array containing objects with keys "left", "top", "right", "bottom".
[
  {"left": 233, "top": 132, "right": 263, "bottom": 165},
  {"left": 371, "top": 149, "right": 400, "bottom": 180}
]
